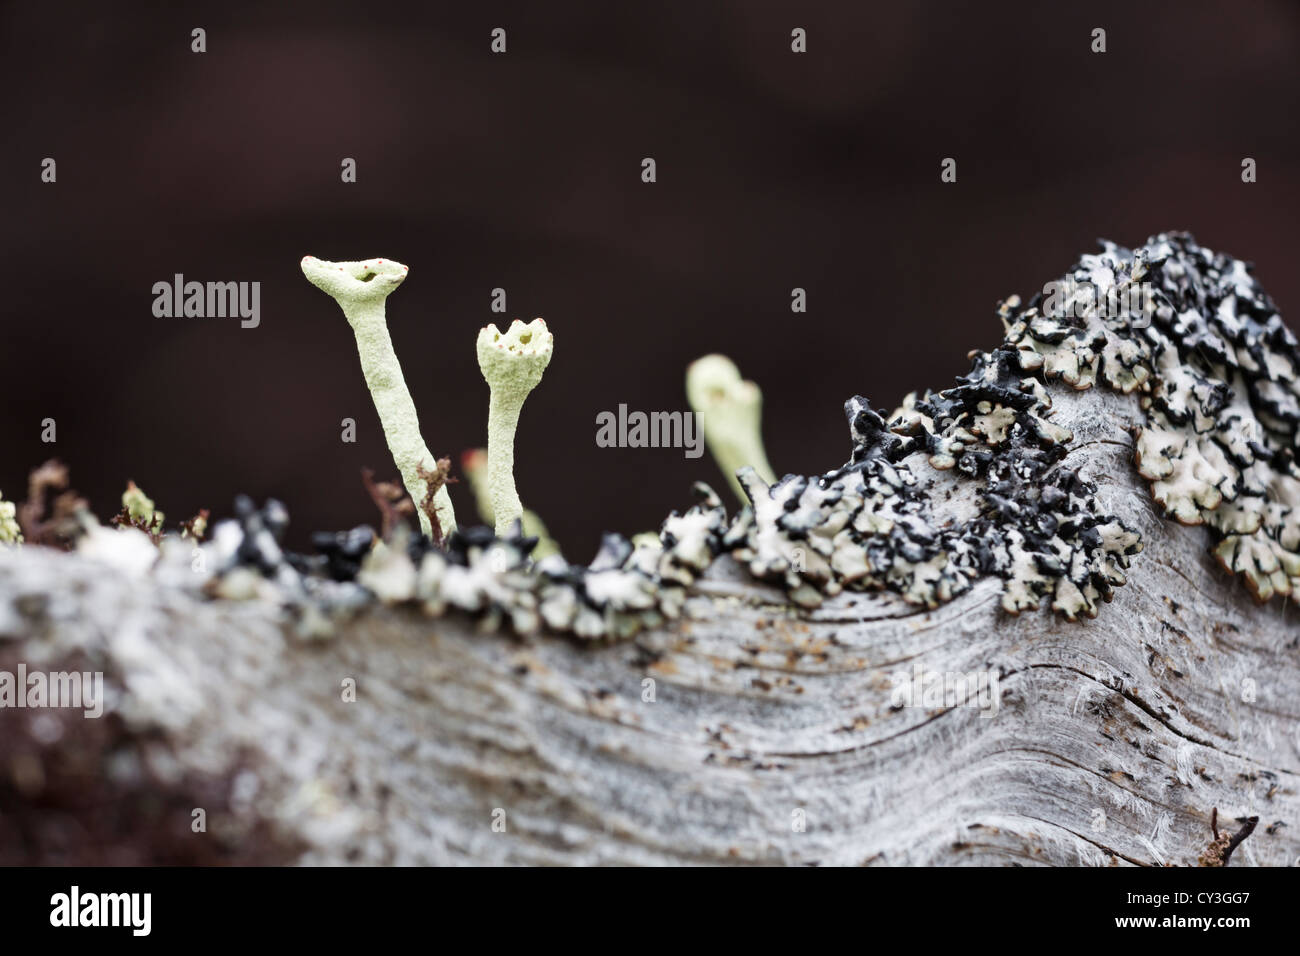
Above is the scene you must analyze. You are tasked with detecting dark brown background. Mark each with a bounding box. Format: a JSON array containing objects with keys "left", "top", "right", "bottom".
[{"left": 2, "top": 0, "right": 1297, "bottom": 555}]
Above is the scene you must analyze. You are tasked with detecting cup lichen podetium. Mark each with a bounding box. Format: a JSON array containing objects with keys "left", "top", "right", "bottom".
[
  {"left": 686, "top": 354, "right": 776, "bottom": 504},
  {"left": 300, "top": 255, "right": 456, "bottom": 541},
  {"left": 476, "top": 318, "right": 553, "bottom": 538}
]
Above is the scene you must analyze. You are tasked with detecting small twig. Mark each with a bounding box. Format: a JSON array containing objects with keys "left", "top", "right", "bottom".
[
  {"left": 361, "top": 468, "right": 415, "bottom": 540},
  {"left": 17, "top": 459, "right": 87, "bottom": 548},
  {"left": 1198, "top": 808, "right": 1259, "bottom": 866},
  {"left": 1221, "top": 817, "right": 1258, "bottom": 865},
  {"left": 416, "top": 458, "right": 458, "bottom": 548}
]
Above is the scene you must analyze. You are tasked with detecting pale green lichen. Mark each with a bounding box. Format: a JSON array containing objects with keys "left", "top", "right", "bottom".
[
  {"left": 0, "top": 492, "right": 22, "bottom": 545},
  {"left": 182, "top": 512, "right": 208, "bottom": 540},
  {"left": 686, "top": 354, "right": 776, "bottom": 503},
  {"left": 462, "top": 448, "right": 560, "bottom": 558},
  {"left": 476, "top": 318, "right": 553, "bottom": 537},
  {"left": 122, "top": 480, "right": 164, "bottom": 533},
  {"left": 301, "top": 255, "right": 456, "bottom": 540}
]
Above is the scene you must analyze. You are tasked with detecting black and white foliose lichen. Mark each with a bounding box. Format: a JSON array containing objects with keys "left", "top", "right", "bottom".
[
  {"left": 77, "top": 233, "right": 1295, "bottom": 637},
  {"left": 729, "top": 342, "right": 1140, "bottom": 620},
  {"left": 156, "top": 486, "right": 731, "bottom": 641},
  {"left": 999, "top": 232, "right": 1300, "bottom": 601}
]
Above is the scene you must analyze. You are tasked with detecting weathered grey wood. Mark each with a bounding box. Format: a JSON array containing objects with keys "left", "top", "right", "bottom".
[{"left": 0, "top": 382, "right": 1296, "bottom": 866}]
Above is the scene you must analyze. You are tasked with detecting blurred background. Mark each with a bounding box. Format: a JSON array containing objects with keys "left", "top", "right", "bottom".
[{"left": 2, "top": 0, "right": 1297, "bottom": 555}]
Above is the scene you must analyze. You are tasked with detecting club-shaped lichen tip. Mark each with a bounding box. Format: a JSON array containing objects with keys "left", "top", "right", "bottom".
[{"left": 686, "top": 354, "right": 776, "bottom": 502}]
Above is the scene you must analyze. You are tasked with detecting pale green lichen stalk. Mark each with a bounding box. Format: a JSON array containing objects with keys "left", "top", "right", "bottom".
[
  {"left": 686, "top": 354, "right": 776, "bottom": 503},
  {"left": 123, "top": 480, "right": 163, "bottom": 534},
  {"left": 462, "top": 447, "right": 561, "bottom": 558},
  {"left": 476, "top": 318, "right": 553, "bottom": 537},
  {"left": 0, "top": 492, "right": 22, "bottom": 545},
  {"left": 301, "top": 255, "right": 456, "bottom": 540}
]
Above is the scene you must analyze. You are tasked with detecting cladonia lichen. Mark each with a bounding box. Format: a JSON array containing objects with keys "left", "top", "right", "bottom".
[
  {"left": 686, "top": 354, "right": 776, "bottom": 503},
  {"left": 0, "top": 492, "right": 21, "bottom": 545},
  {"left": 476, "top": 318, "right": 553, "bottom": 538},
  {"left": 301, "top": 255, "right": 456, "bottom": 541},
  {"left": 121, "top": 481, "right": 164, "bottom": 535}
]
